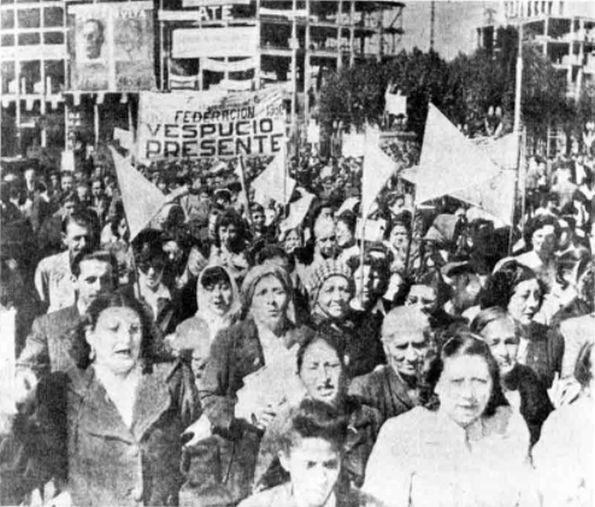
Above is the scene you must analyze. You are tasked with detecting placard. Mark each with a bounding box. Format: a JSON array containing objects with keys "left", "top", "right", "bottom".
[
  {"left": 69, "top": 2, "right": 155, "bottom": 92},
  {"left": 172, "top": 26, "right": 258, "bottom": 58},
  {"left": 137, "top": 88, "right": 286, "bottom": 160}
]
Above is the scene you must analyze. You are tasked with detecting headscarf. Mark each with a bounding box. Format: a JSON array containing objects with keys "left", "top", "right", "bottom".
[
  {"left": 195, "top": 264, "right": 241, "bottom": 340},
  {"left": 305, "top": 259, "right": 354, "bottom": 310},
  {"left": 241, "top": 263, "right": 294, "bottom": 316}
]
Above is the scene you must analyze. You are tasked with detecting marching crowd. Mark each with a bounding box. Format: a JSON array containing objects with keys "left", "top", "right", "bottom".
[{"left": 0, "top": 142, "right": 594, "bottom": 507}]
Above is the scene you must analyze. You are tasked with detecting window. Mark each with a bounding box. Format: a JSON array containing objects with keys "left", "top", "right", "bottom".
[
  {"left": 1, "top": 9, "right": 14, "bottom": 29},
  {"left": 17, "top": 8, "right": 40, "bottom": 28},
  {"left": 43, "top": 6, "right": 62, "bottom": 27},
  {"left": 18, "top": 32, "right": 40, "bottom": 45},
  {"left": 1, "top": 33, "right": 14, "bottom": 45},
  {"left": 43, "top": 31, "right": 63, "bottom": 44}
]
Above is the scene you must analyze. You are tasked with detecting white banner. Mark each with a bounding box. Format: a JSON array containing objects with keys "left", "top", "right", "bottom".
[
  {"left": 183, "top": 0, "right": 249, "bottom": 7},
  {"left": 202, "top": 56, "right": 257, "bottom": 73},
  {"left": 137, "top": 88, "right": 286, "bottom": 160},
  {"left": 172, "top": 26, "right": 258, "bottom": 58}
]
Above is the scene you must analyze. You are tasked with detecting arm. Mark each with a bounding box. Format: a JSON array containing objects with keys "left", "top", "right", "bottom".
[
  {"left": 17, "top": 315, "right": 50, "bottom": 378},
  {"left": 33, "top": 260, "right": 49, "bottom": 308}
]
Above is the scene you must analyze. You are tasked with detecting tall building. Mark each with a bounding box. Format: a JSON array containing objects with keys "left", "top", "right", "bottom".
[
  {"left": 1, "top": 0, "right": 405, "bottom": 159},
  {"left": 477, "top": 0, "right": 595, "bottom": 99}
]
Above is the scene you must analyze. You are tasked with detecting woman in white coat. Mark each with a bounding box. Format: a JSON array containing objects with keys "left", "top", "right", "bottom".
[{"left": 363, "top": 331, "right": 534, "bottom": 507}]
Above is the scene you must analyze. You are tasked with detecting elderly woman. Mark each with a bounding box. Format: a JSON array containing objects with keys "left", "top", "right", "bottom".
[
  {"left": 169, "top": 264, "right": 241, "bottom": 381},
  {"left": 306, "top": 259, "right": 384, "bottom": 378},
  {"left": 471, "top": 307, "right": 553, "bottom": 446},
  {"left": 5, "top": 291, "right": 200, "bottom": 506},
  {"left": 363, "top": 332, "right": 532, "bottom": 507},
  {"left": 533, "top": 341, "right": 594, "bottom": 507},
  {"left": 199, "top": 264, "right": 313, "bottom": 503},
  {"left": 255, "top": 333, "right": 381, "bottom": 490},
  {"left": 479, "top": 260, "right": 564, "bottom": 389}
]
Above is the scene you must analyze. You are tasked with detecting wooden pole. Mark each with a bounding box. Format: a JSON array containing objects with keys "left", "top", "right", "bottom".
[{"left": 237, "top": 156, "right": 254, "bottom": 230}]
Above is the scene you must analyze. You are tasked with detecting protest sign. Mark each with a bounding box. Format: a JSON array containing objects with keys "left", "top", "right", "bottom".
[
  {"left": 137, "top": 88, "right": 286, "bottom": 161},
  {"left": 172, "top": 26, "right": 258, "bottom": 58},
  {"left": 69, "top": 2, "right": 155, "bottom": 92}
]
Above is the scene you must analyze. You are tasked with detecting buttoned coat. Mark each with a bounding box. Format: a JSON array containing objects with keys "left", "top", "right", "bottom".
[{"left": 34, "top": 361, "right": 200, "bottom": 506}]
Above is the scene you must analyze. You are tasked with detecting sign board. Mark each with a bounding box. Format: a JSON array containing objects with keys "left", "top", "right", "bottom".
[
  {"left": 69, "top": 2, "right": 155, "bottom": 92},
  {"left": 182, "top": 0, "right": 249, "bottom": 7},
  {"left": 137, "top": 88, "right": 286, "bottom": 161},
  {"left": 61, "top": 150, "right": 76, "bottom": 172},
  {"left": 172, "top": 26, "right": 258, "bottom": 58}
]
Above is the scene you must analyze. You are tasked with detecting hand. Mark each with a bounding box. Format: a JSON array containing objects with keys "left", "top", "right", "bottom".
[
  {"left": 547, "top": 373, "right": 581, "bottom": 409},
  {"left": 182, "top": 414, "right": 212, "bottom": 447},
  {"left": 252, "top": 404, "right": 277, "bottom": 430}
]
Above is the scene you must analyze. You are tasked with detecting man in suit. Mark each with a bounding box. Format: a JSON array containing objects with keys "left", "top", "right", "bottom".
[
  {"left": 349, "top": 306, "right": 432, "bottom": 425},
  {"left": 18, "top": 250, "right": 116, "bottom": 379}
]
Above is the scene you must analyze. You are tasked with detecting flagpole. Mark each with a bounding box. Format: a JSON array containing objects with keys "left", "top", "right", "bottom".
[{"left": 237, "top": 156, "right": 254, "bottom": 230}]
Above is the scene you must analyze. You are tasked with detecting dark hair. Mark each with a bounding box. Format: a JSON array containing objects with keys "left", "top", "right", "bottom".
[
  {"left": 523, "top": 215, "right": 561, "bottom": 250},
  {"left": 71, "top": 250, "right": 118, "bottom": 286},
  {"left": 336, "top": 210, "right": 356, "bottom": 235},
  {"left": 479, "top": 260, "right": 542, "bottom": 309},
  {"left": 296, "top": 332, "right": 344, "bottom": 374},
  {"left": 275, "top": 398, "right": 349, "bottom": 454},
  {"left": 60, "top": 190, "right": 80, "bottom": 206},
  {"left": 61, "top": 210, "right": 93, "bottom": 235},
  {"left": 201, "top": 266, "right": 231, "bottom": 290},
  {"left": 255, "top": 245, "right": 294, "bottom": 271},
  {"left": 214, "top": 209, "right": 245, "bottom": 250},
  {"left": 426, "top": 331, "right": 507, "bottom": 417},
  {"left": 250, "top": 203, "right": 265, "bottom": 214},
  {"left": 71, "top": 291, "right": 155, "bottom": 371},
  {"left": 574, "top": 341, "right": 593, "bottom": 389},
  {"left": 470, "top": 306, "right": 520, "bottom": 340},
  {"left": 85, "top": 18, "right": 104, "bottom": 36}
]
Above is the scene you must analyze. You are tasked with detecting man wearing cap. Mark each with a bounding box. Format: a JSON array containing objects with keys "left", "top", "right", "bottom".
[{"left": 349, "top": 306, "right": 433, "bottom": 425}]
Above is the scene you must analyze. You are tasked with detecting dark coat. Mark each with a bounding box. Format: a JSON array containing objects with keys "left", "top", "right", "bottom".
[
  {"left": 198, "top": 318, "right": 313, "bottom": 502},
  {"left": 17, "top": 305, "right": 81, "bottom": 377},
  {"left": 524, "top": 322, "right": 565, "bottom": 389},
  {"left": 502, "top": 364, "right": 553, "bottom": 446},
  {"left": 349, "top": 365, "right": 419, "bottom": 426},
  {"left": 33, "top": 361, "right": 200, "bottom": 506}
]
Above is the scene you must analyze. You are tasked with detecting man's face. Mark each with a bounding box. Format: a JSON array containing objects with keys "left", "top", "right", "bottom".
[
  {"left": 252, "top": 210, "right": 265, "bottom": 231},
  {"left": 76, "top": 259, "right": 114, "bottom": 309},
  {"left": 315, "top": 224, "right": 336, "bottom": 259},
  {"left": 61, "top": 175, "right": 73, "bottom": 192},
  {"left": 91, "top": 182, "right": 102, "bottom": 197},
  {"left": 406, "top": 284, "right": 437, "bottom": 313},
  {"left": 76, "top": 184, "right": 89, "bottom": 201},
  {"left": 83, "top": 20, "right": 104, "bottom": 59},
  {"left": 63, "top": 221, "right": 92, "bottom": 257}
]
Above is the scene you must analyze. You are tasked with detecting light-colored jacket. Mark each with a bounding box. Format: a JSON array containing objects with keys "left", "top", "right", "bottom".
[{"left": 363, "top": 405, "right": 535, "bottom": 507}]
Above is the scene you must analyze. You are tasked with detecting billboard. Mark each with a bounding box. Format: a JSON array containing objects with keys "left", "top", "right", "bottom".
[
  {"left": 69, "top": 2, "right": 155, "bottom": 92},
  {"left": 172, "top": 26, "right": 258, "bottom": 59},
  {"left": 137, "top": 88, "right": 286, "bottom": 161}
]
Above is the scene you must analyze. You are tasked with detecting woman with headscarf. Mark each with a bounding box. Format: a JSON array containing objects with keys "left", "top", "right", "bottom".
[
  {"left": 306, "top": 259, "right": 384, "bottom": 378},
  {"left": 169, "top": 264, "right": 241, "bottom": 382},
  {"left": 198, "top": 264, "right": 313, "bottom": 503}
]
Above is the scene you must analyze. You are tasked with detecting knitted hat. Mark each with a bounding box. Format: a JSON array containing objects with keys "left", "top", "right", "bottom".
[{"left": 305, "top": 259, "right": 354, "bottom": 309}]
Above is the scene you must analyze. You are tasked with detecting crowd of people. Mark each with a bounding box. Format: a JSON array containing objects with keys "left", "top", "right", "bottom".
[{"left": 0, "top": 140, "right": 593, "bottom": 507}]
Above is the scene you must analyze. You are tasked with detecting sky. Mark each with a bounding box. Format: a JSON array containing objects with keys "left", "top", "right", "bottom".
[{"left": 400, "top": 0, "right": 500, "bottom": 60}]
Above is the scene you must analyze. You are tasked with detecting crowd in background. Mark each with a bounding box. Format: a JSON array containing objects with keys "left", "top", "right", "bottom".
[{"left": 0, "top": 139, "right": 594, "bottom": 507}]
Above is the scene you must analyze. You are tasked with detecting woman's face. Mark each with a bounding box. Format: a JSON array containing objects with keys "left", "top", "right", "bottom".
[
  {"left": 480, "top": 318, "right": 519, "bottom": 375},
  {"left": 87, "top": 306, "right": 142, "bottom": 375},
  {"left": 335, "top": 220, "right": 353, "bottom": 248},
  {"left": 250, "top": 275, "right": 289, "bottom": 328},
  {"left": 507, "top": 279, "right": 541, "bottom": 325},
  {"left": 406, "top": 284, "right": 437, "bottom": 312},
  {"left": 300, "top": 339, "right": 344, "bottom": 406},
  {"left": 203, "top": 278, "right": 233, "bottom": 316},
  {"left": 219, "top": 224, "right": 238, "bottom": 249},
  {"left": 280, "top": 437, "right": 341, "bottom": 507},
  {"left": 437, "top": 354, "right": 493, "bottom": 428},
  {"left": 317, "top": 276, "right": 351, "bottom": 320},
  {"left": 531, "top": 225, "right": 557, "bottom": 258},
  {"left": 284, "top": 230, "right": 301, "bottom": 253}
]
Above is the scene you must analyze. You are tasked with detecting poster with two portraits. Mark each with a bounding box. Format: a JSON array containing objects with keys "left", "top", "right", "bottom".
[{"left": 69, "top": 1, "right": 155, "bottom": 92}]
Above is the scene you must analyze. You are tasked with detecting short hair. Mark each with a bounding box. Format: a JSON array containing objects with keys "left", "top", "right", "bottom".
[
  {"left": 479, "top": 260, "right": 542, "bottom": 309},
  {"left": 71, "top": 250, "right": 117, "bottom": 282},
  {"left": 84, "top": 18, "right": 104, "bottom": 36},
  {"left": 274, "top": 398, "right": 349, "bottom": 454},
  {"left": 200, "top": 266, "right": 231, "bottom": 290},
  {"left": 470, "top": 306, "right": 521, "bottom": 339},
  {"left": 426, "top": 331, "right": 506, "bottom": 417},
  {"left": 255, "top": 245, "right": 294, "bottom": 271},
  {"left": 214, "top": 209, "right": 245, "bottom": 248},
  {"left": 574, "top": 341, "right": 593, "bottom": 388},
  {"left": 60, "top": 191, "right": 80, "bottom": 206},
  {"left": 250, "top": 203, "right": 265, "bottom": 214},
  {"left": 523, "top": 215, "right": 561, "bottom": 249},
  {"left": 381, "top": 306, "right": 431, "bottom": 340},
  {"left": 61, "top": 210, "right": 93, "bottom": 235},
  {"left": 336, "top": 210, "right": 357, "bottom": 235}
]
